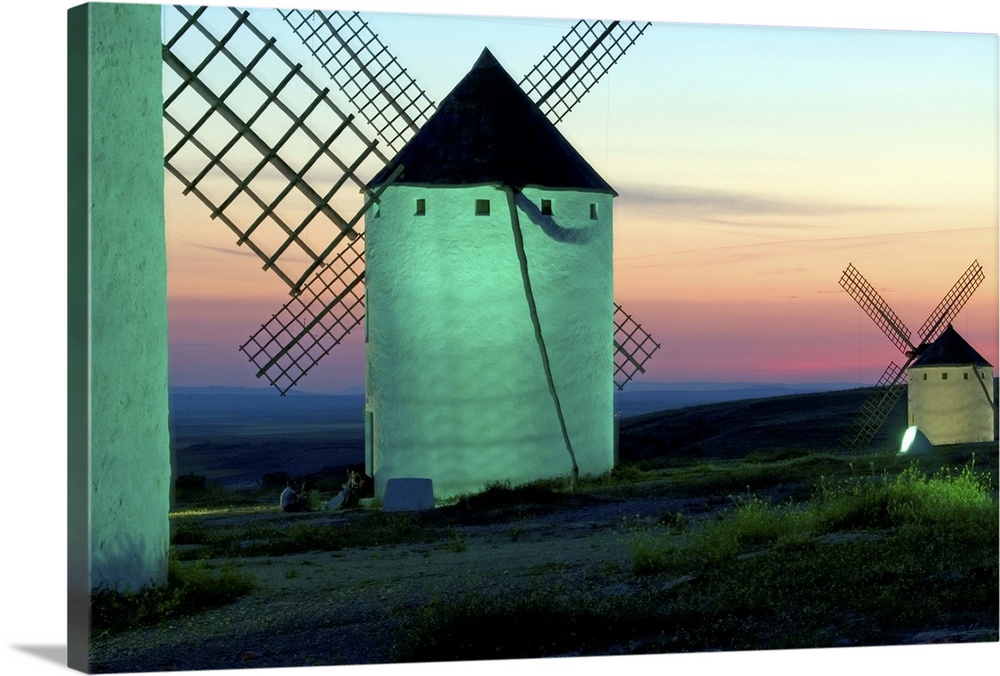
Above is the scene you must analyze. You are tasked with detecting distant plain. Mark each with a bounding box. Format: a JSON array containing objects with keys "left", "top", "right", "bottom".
[{"left": 170, "top": 381, "right": 871, "bottom": 489}]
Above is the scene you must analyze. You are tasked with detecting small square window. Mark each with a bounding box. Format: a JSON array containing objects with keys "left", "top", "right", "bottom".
[
  {"left": 541, "top": 199, "right": 552, "bottom": 215},
  {"left": 964, "top": 372, "right": 969, "bottom": 380},
  {"left": 942, "top": 372, "right": 948, "bottom": 380},
  {"left": 415, "top": 198, "right": 425, "bottom": 216},
  {"left": 475, "top": 199, "right": 490, "bottom": 216},
  {"left": 589, "top": 203, "right": 598, "bottom": 220},
  {"left": 922, "top": 373, "right": 927, "bottom": 380}
]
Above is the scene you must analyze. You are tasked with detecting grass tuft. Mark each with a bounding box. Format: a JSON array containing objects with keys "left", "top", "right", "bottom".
[
  {"left": 395, "top": 460, "right": 997, "bottom": 659},
  {"left": 90, "top": 557, "right": 256, "bottom": 635}
]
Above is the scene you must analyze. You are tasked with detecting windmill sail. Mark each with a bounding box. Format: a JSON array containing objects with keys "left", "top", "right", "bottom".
[
  {"left": 614, "top": 304, "right": 660, "bottom": 390},
  {"left": 916, "top": 259, "right": 984, "bottom": 345},
  {"left": 162, "top": 5, "right": 396, "bottom": 295},
  {"left": 164, "top": 5, "right": 658, "bottom": 394},
  {"left": 277, "top": 9, "right": 436, "bottom": 152},
  {"left": 838, "top": 263, "right": 915, "bottom": 356},
  {"left": 520, "top": 19, "right": 651, "bottom": 124},
  {"left": 840, "top": 360, "right": 909, "bottom": 450},
  {"left": 240, "top": 257, "right": 364, "bottom": 396}
]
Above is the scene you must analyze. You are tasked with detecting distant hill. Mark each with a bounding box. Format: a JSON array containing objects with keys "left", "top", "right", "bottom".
[
  {"left": 618, "top": 386, "right": 896, "bottom": 461},
  {"left": 615, "top": 381, "right": 863, "bottom": 418},
  {"left": 169, "top": 389, "right": 366, "bottom": 487},
  {"left": 619, "top": 379, "right": 1000, "bottom": 462}
]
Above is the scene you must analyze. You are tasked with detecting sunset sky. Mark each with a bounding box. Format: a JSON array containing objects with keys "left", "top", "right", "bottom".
[
  {"left": 161, "top": 1, "right": 998, "bottom": 393},
  {"left": 160, "top": 2, "right": 999, "bottom": 393}
]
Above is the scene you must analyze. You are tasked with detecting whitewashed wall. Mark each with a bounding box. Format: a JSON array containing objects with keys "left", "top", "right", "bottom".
[
  {"left": 907, "top": 364, "right": 995, "bottom": 444},
  {"left": 365, "top": 184, "right": 614, "bottom": 497},
  {"left": 71, "top": 3, "right": 171, "bottom": 595}
]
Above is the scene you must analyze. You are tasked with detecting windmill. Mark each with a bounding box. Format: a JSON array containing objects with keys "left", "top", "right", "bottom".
[
  {"left": 838, "top": 259, "right": 985, "bottom": 449},
  {"left": 162, "top": 5, "right": 660, "bottom": 495},
  {"left": 161, "top": 5, "right": 659, "bottom": 398}
]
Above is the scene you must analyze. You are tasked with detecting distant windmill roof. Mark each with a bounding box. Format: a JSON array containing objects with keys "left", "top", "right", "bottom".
[
  {"left": 912, "top": 325, "right": 993, "bottom": 368},
  {"left": 368, "top": 48, "right": 616, "bottom": 194}
]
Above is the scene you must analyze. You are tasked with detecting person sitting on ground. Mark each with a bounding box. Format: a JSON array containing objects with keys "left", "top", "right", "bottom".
[
  {"left": 328, "top": 468, "right": 363, "bottom": 510},
  {"left": 280, "top": 478, "right": 304, "bottom": 513},
  {"left": 299, "top": 479, "right": 322, "bottom": 512},
  {"left": 354, "top": 467, "right": 374, "bottom": 500}
]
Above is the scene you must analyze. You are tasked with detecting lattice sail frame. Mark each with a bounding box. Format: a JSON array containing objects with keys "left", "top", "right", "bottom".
[
  {"left": 520, "top": 20, "right": 651, "bottom": 124},
  {"left": 277, "top": 9, "right": 436, "bottom": 153},
  {"left": 239, "top": 248, "right": 367, "bottom": 395},
  {"left": 838, "top": 259, "right": 985, "bottom": 449},
  {"left": 840, "top": 360, "right": 909, "bottom": 450},
  {"left": 916, "top": 260, "right": 984, "bottom": 345},
  {"left": 163, "top": 5, "right": 397, "bottom": 296},
  {"left": 614, "top": 304, "right": 661, "bottom": 391},
  {"left": 165, "top": 6, "right": 659, "bottom": 394},
  {"left": 839, "top": 263, "right": 915, "bottom": 356}
]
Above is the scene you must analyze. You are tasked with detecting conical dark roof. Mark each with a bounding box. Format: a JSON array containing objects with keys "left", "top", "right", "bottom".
[
  {"left": 912, "top": 325, "right": 993, "bottom": 368},
  {"left": 368, "top": 49, "right": 615, "bottom": 194}
]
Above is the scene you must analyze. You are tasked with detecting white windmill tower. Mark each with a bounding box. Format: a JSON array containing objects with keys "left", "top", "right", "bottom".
[
  {"left": 364, "top": 49, "right": 617, "bottom": 497},
  {"left": 906, "top": 325, "right": 995, "bottom": 445}
]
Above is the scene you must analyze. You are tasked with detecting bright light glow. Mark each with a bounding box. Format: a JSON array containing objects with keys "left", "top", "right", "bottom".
[
  {"left": 900, "top": 426, "right": 918, "bottom": 454},
  {"left": 899, "top": 425, "right": 933, "bottom": 455}
]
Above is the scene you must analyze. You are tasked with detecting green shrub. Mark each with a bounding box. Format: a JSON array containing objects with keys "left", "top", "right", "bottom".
[
  {"left": 628, "top": 532, "right": 672, "bottom": 575},
  {"left": 690, "top": 496, "right": 813, "bottom": 563},
  {"left": 171, "top": 522, "right": 210, "bottom": 546},
  {"left": 658, "top": 511, "right": 687, "bottom": 532},
  {"left": 630, "top": 460, "right": 996, "bottom": 573},
  {"left": 90, "top": 557, "right": 256, "bottom": 635},
  {"left": 812, "top": 462, "right": 996, "bottom": 534},
  {"left": 885, "top": 464, "right": 994, "bottom": 526}
]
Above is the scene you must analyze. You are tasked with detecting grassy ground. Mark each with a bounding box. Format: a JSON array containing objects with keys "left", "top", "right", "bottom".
[
  {"left": 387, "top": 444, "right": 998, "bottom": 660},
  {"left": 91, "top": 439, "right": 998, "bottom": 666}
]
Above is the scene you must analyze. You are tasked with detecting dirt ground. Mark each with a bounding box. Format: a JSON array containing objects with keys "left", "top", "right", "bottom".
[{"left": 88, "top": 485, "right": 709, "bottom": 673}]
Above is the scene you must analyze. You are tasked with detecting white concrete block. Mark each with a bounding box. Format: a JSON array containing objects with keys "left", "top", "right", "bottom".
[{"left": 382, "top": 478, "right": 435, "bottom": 512}]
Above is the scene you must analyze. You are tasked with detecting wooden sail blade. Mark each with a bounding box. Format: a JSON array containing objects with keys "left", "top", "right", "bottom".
[
  {"left": 840, "top": 359, "right": 910, "bottom": 450},
  {"left": 916, "top": 260, "right": 984, "bottom": 346},
  {"left": 278, "top": 8, "right": 436, "bottom": 153},
  {"left": 520, "top": 19, "right": 651, "bottom": 125},
  {"left": 839, "top": 263, "right": 915, "bottom": 355},
  {"left": 239, "top": 244, "right": 367, "bottom": 396},
  {"left": 162, "top": 5, "right": 390, "bottom": 294},
  {"left": 614, "top": 304, "right": 661, "bottom": 391}
]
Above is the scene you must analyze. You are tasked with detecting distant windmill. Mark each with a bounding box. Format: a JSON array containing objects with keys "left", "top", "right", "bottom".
[
  {"left": 161, "top": 6, "right": 659, "bottom": 398},
  {"left": 838, "top": 259, "right": 985, "bottom": 449}
]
